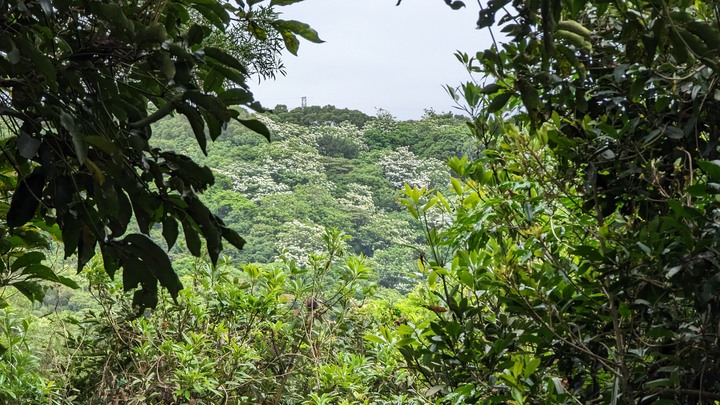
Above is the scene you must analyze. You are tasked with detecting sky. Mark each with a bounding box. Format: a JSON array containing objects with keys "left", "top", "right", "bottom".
[{"left": 250, "top": 0, "right": 494, "bottom": 120}]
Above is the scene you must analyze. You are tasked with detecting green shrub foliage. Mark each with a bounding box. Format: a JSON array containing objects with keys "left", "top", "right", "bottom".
[
  {"left": 65, "top": 229, "right": 425, "bottom": 404},
  {"left": 391, "top": 0, "right": 720, "bottom": 403},
  {"left": 6, "top": 0, "right": 720, "bottom": 403}
]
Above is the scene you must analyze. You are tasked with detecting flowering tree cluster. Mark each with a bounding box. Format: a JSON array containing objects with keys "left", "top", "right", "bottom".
[{"left": 378, "top": 147, "right": 447, "bottom": 189}]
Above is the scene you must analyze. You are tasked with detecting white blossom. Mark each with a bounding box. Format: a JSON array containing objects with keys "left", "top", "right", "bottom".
[
  {"left": 378, "top": 146, "right": 448, "bottom": 189},
  {"left": 215, "top": 163, "right": 292, "bottom": 201},
  {"left": 276, "top": 220, "right": 325, "bottom": 266},
  {"left": 315, "top": 122, "right": 368, "bottom": 151},
  {"left": 337, "top": 184, "right": 376, "bottom": 213},
  {"left": 214, "top": 130, "right": 334, "bottom": 200}
]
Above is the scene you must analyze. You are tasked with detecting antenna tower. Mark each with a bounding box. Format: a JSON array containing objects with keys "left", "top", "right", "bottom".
[{"left": 301, "top": 96, "right": 307, "bottom": 108}]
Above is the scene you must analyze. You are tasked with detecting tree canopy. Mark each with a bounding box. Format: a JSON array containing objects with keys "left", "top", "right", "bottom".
[
  {"left": 270, "top": 104, "right": 373, "bottom": 129},
  {"left": 388, "top": 0, "right": 720, "bottom": 402},
  {"left": 0, "top": 0, "right": 320, "bottom": 310},
  {"left": 5, "top": 0, "right": 720, "bottom": 403}
]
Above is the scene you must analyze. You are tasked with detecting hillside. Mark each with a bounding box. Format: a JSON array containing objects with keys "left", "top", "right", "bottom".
[
  {"left": 5, "top": 0, "right": 720, "bottom": 402},
  {"left": 150, "top": 105, "right": 475, "bottom": 291}
]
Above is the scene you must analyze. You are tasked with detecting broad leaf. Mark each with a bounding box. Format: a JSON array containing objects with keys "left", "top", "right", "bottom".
[
  {"left": 274, "top": 20, "right": 324, "bottom": 43},
  {"left": 237, "top": 118, "right": 271, "bottom": 140},
  {"left": 7, "top": 171, "right": 45, "bottom": 228}
]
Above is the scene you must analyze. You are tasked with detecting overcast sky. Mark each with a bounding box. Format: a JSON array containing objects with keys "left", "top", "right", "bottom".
[{"left": 250, "top": 0, "right": 493, "bottom": 120}]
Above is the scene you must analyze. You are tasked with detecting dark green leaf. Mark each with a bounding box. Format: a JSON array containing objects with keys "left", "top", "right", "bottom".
[
  {"left": 186, "top": 197, "right": 222, "bottom": 265},
  {"left": 249, "top": 21, "right": 268, "bottom": 41},
  {"left": 204, "top": 47, "right": 247, "bottom": 74},
  {"left": 572, "top": 245, "right": 603, "bottom": 261},
  {"left": 21, "top": 264, "right": 57, "bottom": 281},
  {"left": 481, "top": 83, "right": 502, "bottom": 94},
  {"left": 135, "top": 22, "right": 168, "bottom": 46},
  {"left": 237, "top": 119, "right": 271, "bottom": 140},
  {"left": 86, "top": 135, "right": 120, "bottom": 155},
  {"left": 14, "top": 37, "right": 57, "bottom": 90},
  {"left": 698, "top": 160, "right": 720, "bottom": 180},
  {"left": 59, "top": 217, "right": 80, "bottom": 259},
  {"left": 162, "top": 216, "right": 179, "bottom": 250},
  {"left": 218, "top": 88, "right": 253, "bottom": 105},
  {"left": 129, "top": 193, "right": 153, "bottom": 234},
  {"left": 182, "top": 219, "right": 202, "bottom": 257},
  {"left": 132, "top": 285, "right": 159, "bottom": 313},
  {"left": 11, "top": 251, "right": 45, "bottom": 272},
  {"left": 60, "top": 111, "right": 88, "bottom": 164},
  {"left": 518, "top": 80, "right": 541, "bottom": 109},
  {"left": 57, "top": 275, "right": 80, "bottom": 289},
  {"left": 274, "top": 20, "right": 324, "bottom": 43},
  {"left": 185, "top": 91, "right": 232, "bottom": 123},
  {"left": 221, "top": 225, "right": 246, "bottom": 250},
  {"left": 123, "top": 233, "right": 183, "bottom": 300},
  {"left": 12, "top": 281, "right": 46, "bottom": 302},
  {"left": 161, "top": 152, "right": 215, "bottom": 191},
  {"left": 7, "top": 172, "right": 45, "bottom": 227},
  {"left": 187, "top": 23, "right": 205, "bottom": 46},
  {"left": 101, "top": 244, "right": 121, "bottom": 280},
  {"left": 122, "top": 255, "right": 148, "bottom": 292},
  {"left": 17, "top": 131, "right": 41, "bottom": 159},
  {"left": 205, "top": 59, "right": 247, "bottom": 88},
  {"left": 668, "top": 29, "right": 690, "bottom": 64},
  {"left": 176, "top": 103, "right": 207, "bottom": 154},
  {"left": 280, "top": 30, "right": 299, "bottom": 56},
  {"left": 157, "top": 53, "right": 176, "bottom": 79},
  {"left": 192, "top": 3, "right": 230, "bottom": 30},
  {"left": 664, "top": 125, "right": 684, "bottom": 139},
  {"left": 77, "top": 229, "right": 98, "bottom": 272},
  {"left": 6, "top": 40, "right": 19, "bottom": 64},
  {"left": 487, "top": 92, "right": 513, "bottom": 113},
  {"left": 203, "top": 112, "right": 222, "bottom": 141},
  {"left": 12, "top": 228, "right": 51, "bottom": 250},
  {"left": 203, "top": 68, "right": 225, "bottom": 93},
  {"left": 110, "top": 185, "right": 132, "bottom": 237}
]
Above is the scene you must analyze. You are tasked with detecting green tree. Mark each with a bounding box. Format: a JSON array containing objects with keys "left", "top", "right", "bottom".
[
  {"left": 395, "top": 0, "right": 720, "bottom": 402},
  {"left": 271, "top": 104, "right": 372, "bottom": 128},
  {"left": 0, "top": 0, "right": 321, "bottom": 310},
  {"left": 63, "top": 229, "right": 421, "bottom": 404}
]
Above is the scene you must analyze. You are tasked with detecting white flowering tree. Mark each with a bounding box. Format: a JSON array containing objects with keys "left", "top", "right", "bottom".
[
  {"left": 336, "top": 183, "right": 376, "bottom": 226},
  {"left": 214, "top": 128, "right": 332, "bottom": 200},
  {"left": 215, "top": 162, "right": 293, "bottom": 201},
  {"left": 354, "top": 211, "right": 421, "bottom": 255},
  {"left": 275, "top": 220, "right": 326, "bottom": 266},
  {"left": 378, "top": 146, "right": 448, "bottom": 190},
  {"left": 315, "top": 122, "right": 369, "bottom": 158}
]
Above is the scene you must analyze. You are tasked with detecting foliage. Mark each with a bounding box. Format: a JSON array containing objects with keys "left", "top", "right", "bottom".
[
  {"left": 271, "top": 105, "right": 373, "bottom": 129},
  {"left": 147, "top": 110, "right": 460, "bottom": 281},
  {"left": 378, "top": 146, "right": 448, "bottom": 189},
  {"left": 364, "top": 111, "right": 476, "bottom": 160},
  {"left": 370, "top": 246, "right": 418, "bottom": 293},
  {"left": 63, "top": 229, "right": 425, "bottom": 404},
  {"left": 206, "top": 5, "right": 287, "bottom": 80},
  {"left": 0, "top": 0, "right": 321, "bottom": 310},
  {"left": 0, "top": 307, "right": 62, "bottom": 403},
  {"left": 394, "top": 0, "right": 720, "bottom": 402}
]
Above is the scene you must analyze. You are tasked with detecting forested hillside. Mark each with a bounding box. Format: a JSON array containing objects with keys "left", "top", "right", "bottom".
[
  {"left": 7, "top": 0, "right": 720, "bottom": 403},
  {"left": 1, "top": 108, "right": 477, "bottom": 404},
  {"left": 151, "top": 106, "right": 473, "bottom": 290}
]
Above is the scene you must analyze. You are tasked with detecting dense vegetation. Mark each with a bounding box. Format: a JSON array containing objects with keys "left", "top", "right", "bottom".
[
  {"left": 5, "top": 0, "right": 720, "bottom": 403},
  {"left": 1, "top": 109, "right": 471, "bottom": 404},
  {"left": 151, "top": 107, "right": 473, "bottom": 286}
]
